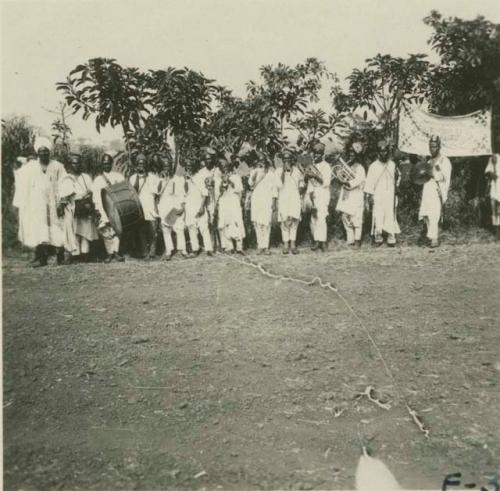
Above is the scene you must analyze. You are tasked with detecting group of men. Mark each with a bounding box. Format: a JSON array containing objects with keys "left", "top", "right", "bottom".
[{"left": 14, "top": 133, "right": 498, "bottom": 267}]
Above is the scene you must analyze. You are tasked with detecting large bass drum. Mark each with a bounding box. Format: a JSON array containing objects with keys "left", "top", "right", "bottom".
[{"left": 101, "top": 181, "right": 144, "bottom": 236}]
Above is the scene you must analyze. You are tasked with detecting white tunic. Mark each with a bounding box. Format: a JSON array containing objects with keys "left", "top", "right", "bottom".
[
  {"left": 418, "top": 154, "right": 452, "bottom": 220},
  {"left": 129, "top": 173, "right": 161, "bottom": 221},
  {"left": 217, "top": 173, "right": 245, "bottom": 239},
  {"left": 306, "top": 160, "right": 331, "bottom": 219},
  {"left": 196, "top": 166, "right": 221, "bottom": 219},
  {"left": 364, "top": 159, "right": 400, "bottom": 235},
  {"left": 485, "top": 154, "right": 500, "bottom": 201},
  {"left": 74, "top": 173, "right": 99, "bottom": 241},
  {"left": 276, "top": 166, "right": 304, "bottom": 222},
  {"left": 18, "top": 159, "right": 65, "bottom": 248},
  {"left": 185, "top": 172, "right": 209, "bottom": 228},
  {"left": 250, "top": 169, "right": 279, "bottom": 225},
  {"left": 336, "top": 163, "right": 366, "bottom": 227},
  {"left": 92, "top": 171, "right": 124, "bottom": 228}
]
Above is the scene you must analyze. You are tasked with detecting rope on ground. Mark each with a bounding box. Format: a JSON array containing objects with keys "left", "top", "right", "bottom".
[{"left": 220, "top": 252, "right": 430, "bottom": 439}]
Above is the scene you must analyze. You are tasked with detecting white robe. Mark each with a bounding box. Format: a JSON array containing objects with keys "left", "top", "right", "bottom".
[
  {"left": 250, "top": 169, "right": 279, "bottom": 225},
  {"left": 196, "top": 166, "right": 221, "bottom": 220},
  {"left": 485, "top": 154, "right": 500, "bottom": 201},
  {"left": 74, "top": 173, "right": 99, "bottom": 241},
  {"left": 276, "top": 166, "right": 304, "bottom": 222},
  {"left": 217, "top": 173, "right": 245, "bottom": 240},
  {"left": 336, "top": 163, "right": 366, "bottom": 227},
  {"left": 159, "top": 175, "right": 187, "bottom": 230},
  {"left": 364, "top": 159, "right": 400, "bottom": 235},
  {"left": 92, "top": 171, "right": 124, "bottom": 229},
  {"left": 418, "top": 154, "right": 452, "bottom": 221},
  {"left": 129, "top": 173, "right": 161, "bottom": 221},
  {"left": 306, "top": 160, "right": 331, "bottom": 219},
  {"left": 185, "top": 172, "right": 209, "bottom": 228},
  {"left": 58, "top": 174, "right": 80, "bottom": 254},
  {"left": 18, "top": 159, "right": 65, "bottom": 248}
]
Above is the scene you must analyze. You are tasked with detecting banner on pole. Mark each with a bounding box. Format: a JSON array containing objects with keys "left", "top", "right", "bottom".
[{"left": 398, "top": 104, "right": 492, "bottom": 157}]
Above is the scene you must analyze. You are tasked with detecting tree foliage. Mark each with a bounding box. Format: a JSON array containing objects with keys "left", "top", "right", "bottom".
[{"left": 333, "top": 53, "right": 429, "bottom": 141}]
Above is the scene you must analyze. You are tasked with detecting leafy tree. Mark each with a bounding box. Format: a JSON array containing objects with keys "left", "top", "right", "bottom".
[
  {"left": 147, "top": 67, "right": 217, "bottom": 167},
  {"left": 423, "top": 11, "right": 500, "bottom": 207},
  {"left": 57, "top": 58, "right": 150, "bottom": 159},
  {"left": 424, "top": 11, "right": 500, "bottom": 118},
  {"left": 334, "top": 53, "right": 429, "bottom": 141},
  {"left": 207, "top": 90, "right": 282, "bottom": 158},
  {"left": 247, "top": 58, "right": 334, "bottom": 136}
]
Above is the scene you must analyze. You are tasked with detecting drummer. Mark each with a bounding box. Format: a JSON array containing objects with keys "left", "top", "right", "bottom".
[
  {"left": 129, "top": 153, "right": 161, "bottom": 259},
  {"left": 92, "top": 152, "right": 125, "bottom": 263}
]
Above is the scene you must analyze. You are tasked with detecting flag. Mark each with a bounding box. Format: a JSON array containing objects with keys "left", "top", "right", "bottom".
[{"left": 398, "top": 104, "right": 492, "bottom": 157}]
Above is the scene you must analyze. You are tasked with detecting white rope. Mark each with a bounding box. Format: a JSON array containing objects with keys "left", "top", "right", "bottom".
[{"left": 220, "top": 252, "right": 430, "bottom": 438}]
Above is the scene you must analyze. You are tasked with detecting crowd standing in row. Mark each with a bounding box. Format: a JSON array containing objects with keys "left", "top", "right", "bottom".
[{"left": 12, "top": 134, "right": 500, "bottom": 267}]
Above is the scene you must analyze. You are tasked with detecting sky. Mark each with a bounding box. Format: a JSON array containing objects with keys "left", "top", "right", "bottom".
[{"left": 2, "top": 0, "right": 500, "bottom": 144}]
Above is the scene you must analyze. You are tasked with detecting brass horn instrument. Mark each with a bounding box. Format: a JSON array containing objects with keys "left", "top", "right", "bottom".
[
  {"left": 296, "top": 153, "right": 323, "bottom": 183},
  {"left": 332, "top": 156, "right": 356, "bottom": 185}
]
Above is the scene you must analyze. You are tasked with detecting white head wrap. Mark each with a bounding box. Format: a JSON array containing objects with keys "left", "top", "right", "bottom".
[
  {"left": 34, "top": 136, "right": 52, "bottom": 153},
  {"left": 16, "top": 156, "right": 28, "bottom": 166}
]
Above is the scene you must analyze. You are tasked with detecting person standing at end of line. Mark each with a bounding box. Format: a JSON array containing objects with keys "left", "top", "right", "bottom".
[
  {"left": 418, "top": 135, "right": 452, "bottom": 248},
  {"left": 336, "top": 140, "right": 366, "bottom": 248},
  {"left": 129, "top": 153, "right": 161, "bottom": 259},
  {"left": 18, "top": 137, "right": 65, "bottom": 267},
  {"left": 216, "top": 157, "right": 246, "bottom": 254},
  {"left": 364, "top": 140, "right": 400, "bottom": 247},
  {"left": 92, "top": 152, "right": 125, "bottom": 263},
  {"left": 250, "top": 152, "right": 278, "bottom": 255},
  {"left": 305, "top": 142, "right": 331, "bottom": 252},
  {"left": 276, "top": 148, "right": 304, "bottom": 255},
  {"left": 185, "top": 160, "right": 214, "bottom": 257},
  {"left": 485, "top": 152, "right": 500, "bottom": 239}
]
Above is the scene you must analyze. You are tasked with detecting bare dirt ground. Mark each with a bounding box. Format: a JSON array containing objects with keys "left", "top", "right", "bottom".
[{"left": 3, "top": 241, "right": 500, "bottom": 490}]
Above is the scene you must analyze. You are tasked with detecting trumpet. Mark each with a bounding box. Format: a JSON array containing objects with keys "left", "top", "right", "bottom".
[{"left": 332, "top": 156, "right": 356, "bottom": 185}]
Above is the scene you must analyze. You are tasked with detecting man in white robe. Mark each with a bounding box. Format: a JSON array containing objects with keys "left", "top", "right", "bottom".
[
  {"left": 58, "top": 153, "right": 99, "bottom": 262},
  {"left": 418, "top": 135, "right": 452, "bottom": 248},
  {"left": 305, "top": 142, "right": 332, "bottom": 252},
  {"left": 157, "top": 158, "right": 187, "bottom": 259},
  {"left": 250, "top": 153, "right": 279, "bottom": 255},
  {"left": 336, "top": 143, "right": 366, "bottom": 247},
  {"left": 129, "top": 153, "right": 161, "bottom": 259},
  {"left": 485, "top": 153, "right": 500, "bottom": 238},
  {"left": 216, "top": 158, "right": 245, "bottom": 254},
  {"left": 276, "top": 149, "right": 304, "bottom": 254},
  {"left": 364, "top": 141, "right": 400, "bottom": 247},
  {"left": 18, "top": 137, "right": 65, "bottom": 266},
  {"left": 92, "top": 152, "right": 125, "bottom": 263},
  {"left": 184, "top": 161, "right": 214, "bottom": 256},
  {"left": 196, "top": 147, "right": 222, "bottom": 249}
]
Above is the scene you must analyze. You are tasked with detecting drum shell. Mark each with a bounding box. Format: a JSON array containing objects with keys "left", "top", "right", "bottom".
[
  {"left": 74, "top": 196, "right": 95, "bottom": 218},
  {"left": 101, "top": 181, "right": 144, "bottom": 236},
  {"left": 411, "top": 161, "right": 433, "bottom": 186}
]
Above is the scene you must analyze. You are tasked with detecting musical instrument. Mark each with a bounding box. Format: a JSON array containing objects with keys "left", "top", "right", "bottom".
[
  {"left": 332, "top": 156, "right": 356, "bottom": 185},
  {"left": 164, "top": 206, "right": 184, "bottom": 227},
  {"left": 74, "top": 194, "right": 95, "bottom": 218},
  {"left": 101, "top": 181, "right": 144, "bottom": 236},
  {"left": 411, "top": 161, "right": 433, "bottom": 185},
  {"left": 296, "top": 153, "right": 323, "bottom": 183}
]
